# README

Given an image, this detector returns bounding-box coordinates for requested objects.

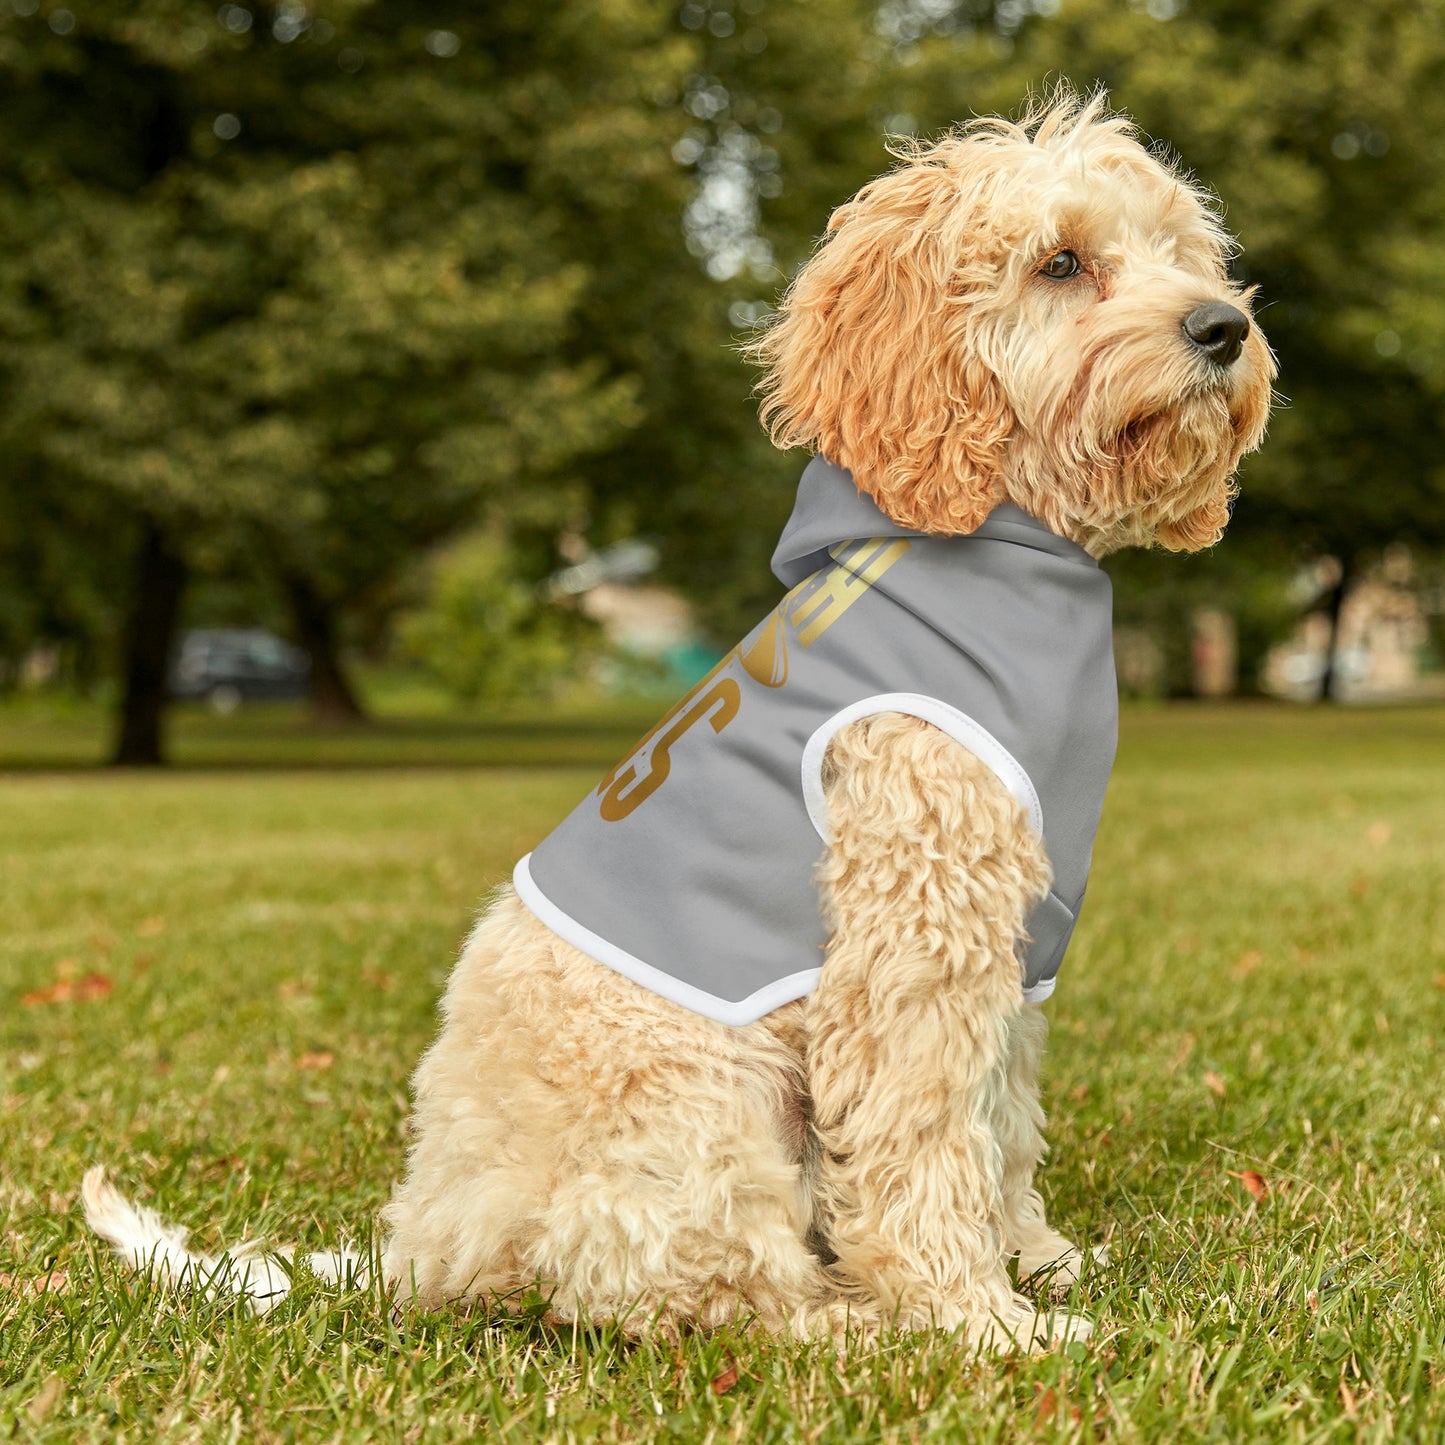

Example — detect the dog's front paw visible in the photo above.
[1032,1308,1093,1348]
[971,1296,1093,1353]
[1018,1239,1110,1295]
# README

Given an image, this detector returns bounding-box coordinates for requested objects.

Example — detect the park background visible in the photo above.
[2,2,1443,1442]
[2,0,1445,752]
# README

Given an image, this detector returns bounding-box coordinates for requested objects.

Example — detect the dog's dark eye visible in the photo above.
[1041,250,1081,280]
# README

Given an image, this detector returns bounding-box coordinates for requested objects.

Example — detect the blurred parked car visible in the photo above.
[169,629,310,712]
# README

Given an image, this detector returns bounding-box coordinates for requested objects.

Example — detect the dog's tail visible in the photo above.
[81,1165,368,1315]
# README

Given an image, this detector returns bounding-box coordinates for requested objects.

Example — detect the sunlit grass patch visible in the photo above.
[2,704,1443,1441]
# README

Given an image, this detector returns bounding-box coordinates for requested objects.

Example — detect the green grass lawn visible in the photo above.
[2,701,1443,1442]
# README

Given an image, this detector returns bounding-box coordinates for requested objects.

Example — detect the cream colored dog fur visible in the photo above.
[85,91,1274,1351]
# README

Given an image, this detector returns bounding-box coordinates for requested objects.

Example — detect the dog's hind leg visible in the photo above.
[992,1005,1096,1291]
[805,713,1090,1350]
[383,893,835,1339]
[514,987,838,1341]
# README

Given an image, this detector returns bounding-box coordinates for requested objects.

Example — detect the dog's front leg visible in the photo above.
[806,712,1088,1350]
[994,1004,1096,1290]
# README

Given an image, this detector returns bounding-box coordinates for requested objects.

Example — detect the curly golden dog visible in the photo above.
[86,90,1274,1351]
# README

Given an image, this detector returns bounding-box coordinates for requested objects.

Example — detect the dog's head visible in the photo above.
[751,89,1275,554]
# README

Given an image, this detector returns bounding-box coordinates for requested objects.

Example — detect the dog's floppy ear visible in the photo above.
[749,145,1012,534]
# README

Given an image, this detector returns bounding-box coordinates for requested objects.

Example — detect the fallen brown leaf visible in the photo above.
[1070,1083,1089,1103]
[21,982,70,1006]
[1232,950,1263,977]
[1168,1033,1196,1072]
[0,1268,69,1298]
[1034,1385,1059,1426]
[1228,1169,1268,1201]
[1204,1071,1227,1098]
[710,1358,739,1395]
[27,1374,64,1423]
[296,1051,335,1072]
[1433,973,1445,990]
[1348,876,1372,899]
[361,968,394,992]
[21,972,113,1007]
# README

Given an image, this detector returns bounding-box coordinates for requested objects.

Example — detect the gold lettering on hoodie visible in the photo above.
[596,539,910,821]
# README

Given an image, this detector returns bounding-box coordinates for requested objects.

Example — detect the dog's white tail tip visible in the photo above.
[81,1166,368,1313]
[82,1165,286,1313]
[82,1164,197,1278]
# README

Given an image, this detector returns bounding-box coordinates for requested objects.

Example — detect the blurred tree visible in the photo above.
[0,456,130,693]
[0,0,690,758]
[541,0,889,640]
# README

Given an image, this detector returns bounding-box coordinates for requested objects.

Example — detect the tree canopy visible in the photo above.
[0,1,701,752]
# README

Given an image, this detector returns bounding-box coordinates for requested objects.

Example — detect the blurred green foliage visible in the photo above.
[0,3,681,670]
[396,530,598,704]
[2,1,1444,744]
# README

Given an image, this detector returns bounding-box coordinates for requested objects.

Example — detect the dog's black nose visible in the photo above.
[1182,302,1250,367]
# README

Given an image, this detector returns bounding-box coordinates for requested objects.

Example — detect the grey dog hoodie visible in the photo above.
[514,456,1119,1025]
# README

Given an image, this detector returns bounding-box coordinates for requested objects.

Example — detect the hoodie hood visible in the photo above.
[771,455,1098,588]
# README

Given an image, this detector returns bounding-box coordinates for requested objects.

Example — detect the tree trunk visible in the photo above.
[283,572,367,724]
[1316,554,1355,703]
[111,521,187,766]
